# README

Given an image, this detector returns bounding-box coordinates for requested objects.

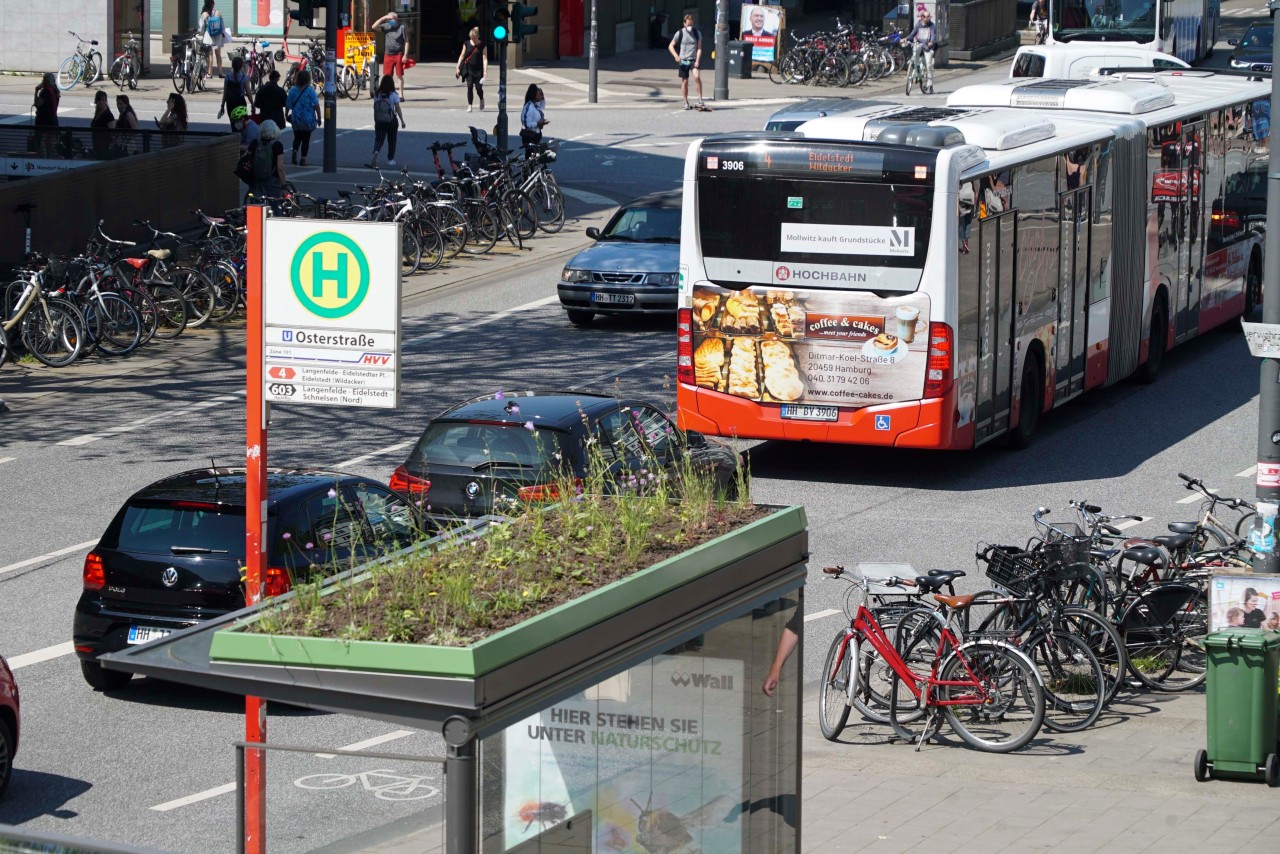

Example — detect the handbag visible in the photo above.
[234,146,255,183]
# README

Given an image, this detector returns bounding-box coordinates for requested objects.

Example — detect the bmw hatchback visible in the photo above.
[73,468,424,691]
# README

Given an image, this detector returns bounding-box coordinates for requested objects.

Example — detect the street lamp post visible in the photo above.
[588,0,598,104]
[714,0,728,102]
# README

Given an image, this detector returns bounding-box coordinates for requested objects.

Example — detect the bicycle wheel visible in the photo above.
[433,206,469,259]
[0,325,8,368]
[58,55,84,91]
[462,200,499,254]
[905,63,915,96]
[1119,582,1207,692]
[171,60,187,93]
[504,189,538,240]
[149,285,188,339]
[494,204,523,250]
[1027,630,1104,733]
[171,268,216,328]
[818,632,853,740]
[845,56,868,87]
[21,299,83,367]
[87,51,104,85]
[886,621,933,744]
[73,297,102,358]
[414,220,446,272]
[92,293,142,356]
[778,51,806,85]
[535,183,565,234]
[851,619,907,725]
[118,285,159,346]
[110,56,126,88]
[206,262,243,322]
[401,228,422,275]
[127,56,139,90]
[340,64,358,99]
[1058,605,1127,706]
[941,641,1045,753]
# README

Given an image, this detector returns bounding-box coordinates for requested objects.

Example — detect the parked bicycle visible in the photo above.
[2,262,84,367]
[339,54,378,100]
[171,32,209,95]
[109,31,141,91]
[58,31,104,91]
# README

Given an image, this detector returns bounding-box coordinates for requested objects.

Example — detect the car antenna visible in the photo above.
[210,458,222,490]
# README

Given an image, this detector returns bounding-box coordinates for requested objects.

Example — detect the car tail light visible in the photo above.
[677,308,694,385]
[924,322,953,399]
[264,567,292,598]
[172,500,220,510]
[517,478,583,502]
[83,551,105,590]
[390,465,430,496]
[1211,209,1242,230]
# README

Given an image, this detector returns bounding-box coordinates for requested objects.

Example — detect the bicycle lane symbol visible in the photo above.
[294,769,440,801]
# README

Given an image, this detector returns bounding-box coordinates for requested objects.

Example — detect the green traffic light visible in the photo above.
[493,24,508,40]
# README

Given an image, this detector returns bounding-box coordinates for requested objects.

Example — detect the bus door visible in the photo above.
[1056,186,1092,402]
[974,211,1017,445]
[1176,122,1205,341]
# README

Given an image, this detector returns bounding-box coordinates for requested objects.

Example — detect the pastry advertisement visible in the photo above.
[689,285,930,407]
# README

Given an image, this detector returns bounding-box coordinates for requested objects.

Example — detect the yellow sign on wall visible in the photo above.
[344,32,376,66]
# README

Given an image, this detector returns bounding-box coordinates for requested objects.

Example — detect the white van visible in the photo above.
[1009,44,1189,79]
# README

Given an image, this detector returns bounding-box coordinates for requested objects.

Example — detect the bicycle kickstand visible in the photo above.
[915,711,943,752]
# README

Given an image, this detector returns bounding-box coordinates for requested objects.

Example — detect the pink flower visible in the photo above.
[510,403,521,414]
[282,532,292,540]
[524,421,536,431]
[305,542,314,550]
[495,391,505,400]
[327,488,337,499]
[323,533,332,541]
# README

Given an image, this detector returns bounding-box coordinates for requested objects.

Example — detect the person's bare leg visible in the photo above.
[693,70,704,104]
[398,72,405,100]
[681,77,689,106]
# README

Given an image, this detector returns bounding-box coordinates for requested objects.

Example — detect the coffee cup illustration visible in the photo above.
[895,306,922,343]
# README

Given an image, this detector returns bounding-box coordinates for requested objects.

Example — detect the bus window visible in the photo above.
[1012,52,1046,78]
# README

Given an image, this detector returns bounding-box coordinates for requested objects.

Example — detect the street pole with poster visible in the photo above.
[713,0,727,102]
[323,0,339,173]
[242,210,403,852]
[739,3,785,75]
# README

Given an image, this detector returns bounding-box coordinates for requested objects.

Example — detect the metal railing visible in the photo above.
[1,125,226,165]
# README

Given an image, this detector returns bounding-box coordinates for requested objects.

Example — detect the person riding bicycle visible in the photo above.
[1030,0,1049,42]
[906,9,938,93]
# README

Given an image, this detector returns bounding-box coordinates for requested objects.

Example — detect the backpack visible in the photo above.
[374,94,395,124]
[288,87,316,131]
[207,13,224,37]
[252,139,274,182]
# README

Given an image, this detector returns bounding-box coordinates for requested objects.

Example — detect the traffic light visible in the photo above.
[492,4,511,43]
[511,3,539,40]
[288,0,319,29]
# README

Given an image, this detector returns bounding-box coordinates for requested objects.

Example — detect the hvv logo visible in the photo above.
[670,671,735,690]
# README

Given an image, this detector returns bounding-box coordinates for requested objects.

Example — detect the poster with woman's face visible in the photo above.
[1210,575,1280,631]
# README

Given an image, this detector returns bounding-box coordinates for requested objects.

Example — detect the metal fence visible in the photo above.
[949,0,1019,58]
[1,125,227,169]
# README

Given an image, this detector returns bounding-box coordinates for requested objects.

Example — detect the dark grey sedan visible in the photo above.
[558,190,681,325]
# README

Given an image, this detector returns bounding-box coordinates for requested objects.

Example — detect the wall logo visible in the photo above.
[774,265,791,281]
[290,232,370,319]
[670,671,735,690]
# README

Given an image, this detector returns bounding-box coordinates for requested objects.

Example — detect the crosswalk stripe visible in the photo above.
[1237,465,1258,478]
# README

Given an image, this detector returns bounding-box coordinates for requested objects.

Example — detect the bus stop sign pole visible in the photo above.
[1255,4,1280,573]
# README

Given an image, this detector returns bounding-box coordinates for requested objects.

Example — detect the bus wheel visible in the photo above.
[1245,257,1261,319]
[1137,299,1167,384]
[1009,357,1041,449]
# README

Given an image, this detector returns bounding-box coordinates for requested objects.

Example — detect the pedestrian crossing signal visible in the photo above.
[492,6,511,42]
[512,3,539,40]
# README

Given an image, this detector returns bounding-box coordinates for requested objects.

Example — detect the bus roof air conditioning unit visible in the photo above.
[874,124,966,148]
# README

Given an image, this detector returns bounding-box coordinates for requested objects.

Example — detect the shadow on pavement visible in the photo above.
[0,769,92,824]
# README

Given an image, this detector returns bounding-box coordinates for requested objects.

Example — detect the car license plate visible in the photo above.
[780,404,839,422]
[590,292,635,305]
[127,626,172,645]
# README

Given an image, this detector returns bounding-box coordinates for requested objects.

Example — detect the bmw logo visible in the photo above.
[465,481,481,498]
[161,567,179,588]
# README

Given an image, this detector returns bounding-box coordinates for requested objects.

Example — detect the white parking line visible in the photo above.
[315,730,415,759]
[804,609,841,622]
[1112,517,1147,531]
[0,457,15,465]
[559,187,618,206]
[0,539,98,577]
[1177,490,1214,504]
[1238,465,1258,478]
[7,642,75,670]
[336,441,414,469]
[150,783,238,812]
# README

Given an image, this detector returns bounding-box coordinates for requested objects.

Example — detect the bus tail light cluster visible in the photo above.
[677,308,694,386]
[924,322,953,399]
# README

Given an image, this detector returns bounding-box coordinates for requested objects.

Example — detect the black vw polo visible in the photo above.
[73,467,423,691]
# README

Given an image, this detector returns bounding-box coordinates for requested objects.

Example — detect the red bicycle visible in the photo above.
[818,565,1046,753]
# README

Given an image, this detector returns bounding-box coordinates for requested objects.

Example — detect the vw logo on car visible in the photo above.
[160,567,179,588]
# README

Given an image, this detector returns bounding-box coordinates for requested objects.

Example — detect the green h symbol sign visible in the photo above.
[311,250,349,299]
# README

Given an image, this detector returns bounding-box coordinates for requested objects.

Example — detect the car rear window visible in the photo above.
[410,423,564,472]
[114,502,246,556]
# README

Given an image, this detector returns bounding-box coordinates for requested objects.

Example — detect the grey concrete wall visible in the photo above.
[0,0,114,75]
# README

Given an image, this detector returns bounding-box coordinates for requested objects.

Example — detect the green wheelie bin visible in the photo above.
[1196,629,1280,786]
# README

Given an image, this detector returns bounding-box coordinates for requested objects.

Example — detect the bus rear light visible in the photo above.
[924,322,953,399]
[677,309,694,385]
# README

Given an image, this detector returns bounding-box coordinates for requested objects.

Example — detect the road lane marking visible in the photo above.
[0,538,98,577]
[7,642,75,670]
[0,457,14,465]
[1177,490,1215,504]
[402,295,560,346]
[514,67,622,97]
[1112,517,1147,531]
[559,187,618,206]
[1238,465,1257,478]
[315,730,415,759]
[150,783,238,812]
[57,397,243,446]
[57,434,108,446]
[336,441,414,469]
[804,609,841,622]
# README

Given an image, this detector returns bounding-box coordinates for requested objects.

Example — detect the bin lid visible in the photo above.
[1204,628,1280,650]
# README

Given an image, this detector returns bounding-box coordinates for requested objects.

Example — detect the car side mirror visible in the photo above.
[585,226,601,240]
[1228,38,1238,45]
[685,430,707,448]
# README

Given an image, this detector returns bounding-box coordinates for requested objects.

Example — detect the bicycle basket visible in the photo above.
[43,257,79,285]
[1041,522,1092,578]
[172,242,203,265]
[980,545,1040,595]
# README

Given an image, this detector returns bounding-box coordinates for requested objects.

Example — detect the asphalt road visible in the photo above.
[0,9,1273,851]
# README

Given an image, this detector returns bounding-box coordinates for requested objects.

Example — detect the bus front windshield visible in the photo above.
[1052,0,1157,43]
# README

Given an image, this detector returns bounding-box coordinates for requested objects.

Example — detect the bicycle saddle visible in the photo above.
[146,248,171,260]
[913,575,954,594]
[1091,547,1121,560]
[927,569,966,580]
[1152,533,1193,551]
[933,593,976,609]
[1168,522,1199,535]
[1122,545,1164,566]
[90,40,99,45]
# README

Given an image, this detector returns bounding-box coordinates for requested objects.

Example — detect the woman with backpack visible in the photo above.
[285,68,320,166]
[200,1,230,78]
[455,27,487,113]
[218,55,251,131]
[248,120,286,201]
[367,76,406,169]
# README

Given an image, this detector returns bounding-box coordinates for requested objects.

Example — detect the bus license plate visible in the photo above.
[591,292,635,305]
[780,404,839,422]
[127,626,172,645]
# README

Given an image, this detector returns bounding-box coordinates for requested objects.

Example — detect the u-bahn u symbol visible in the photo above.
[290,231,371,319]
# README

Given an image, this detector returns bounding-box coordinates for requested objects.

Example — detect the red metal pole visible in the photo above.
[244,204,268,854]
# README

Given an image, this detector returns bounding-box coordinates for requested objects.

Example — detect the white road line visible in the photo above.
[559,186,618,207]
[1113,516,1147,531]
[1177,489,1215,504]
[402,295,560,346]
[515,67,622,97]
[804,609,841,622]
[0,457,15,465]
[336,441,414,469]
[0,538,98,577]
[7,642,75,670]
[315,730,415,759]
[56,434,108,447]
[1238,465,1258,478]
[150,783,238,812]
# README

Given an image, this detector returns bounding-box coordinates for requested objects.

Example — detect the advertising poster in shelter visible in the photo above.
[1210,574,1280,632]
[740,4,785,64]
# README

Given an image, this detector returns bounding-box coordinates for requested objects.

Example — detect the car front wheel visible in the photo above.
[0,714,13,798]
[81,659,133,691]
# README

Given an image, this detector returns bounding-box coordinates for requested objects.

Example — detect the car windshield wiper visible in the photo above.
[641,237,679,243]
[472,460,535,472]
[170,545,230,555]
[602,234,637,241]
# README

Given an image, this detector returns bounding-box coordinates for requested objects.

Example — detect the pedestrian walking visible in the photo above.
[115,95,139,131]
[90,90,115,156]
[519,84,548,151]
[668,14,708,111]
[455,27,487,113]
[367,75,405,168]
[254,69,287,129]
[372,11,408,100]
[200,1,231,78]
[232,105,258,155]
[285,68,320,166]
[155,92,188,148]
[32,72,59,157]
[218,55,251,130]
[249,119,286,201]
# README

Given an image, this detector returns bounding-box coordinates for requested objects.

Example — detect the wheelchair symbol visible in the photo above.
[874,415,891,431]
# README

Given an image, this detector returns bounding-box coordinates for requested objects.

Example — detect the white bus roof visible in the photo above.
[949,72,1269,116]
